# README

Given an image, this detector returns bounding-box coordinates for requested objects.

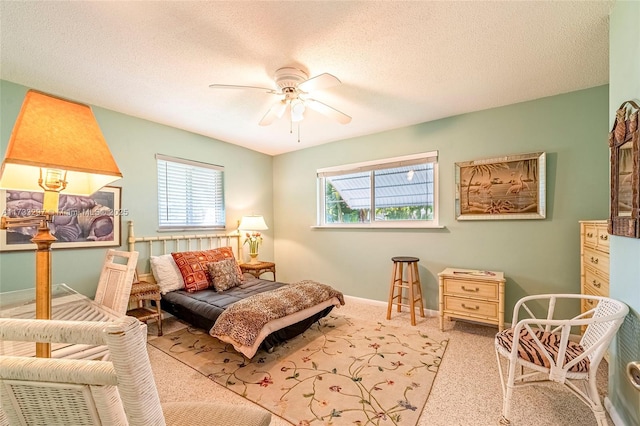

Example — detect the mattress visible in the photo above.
[160,276,335,355]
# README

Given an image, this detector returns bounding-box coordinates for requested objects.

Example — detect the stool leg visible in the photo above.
[408,263,416,325]
[387,262,398,320]
[413,262,425,319]
[396,262,404,313]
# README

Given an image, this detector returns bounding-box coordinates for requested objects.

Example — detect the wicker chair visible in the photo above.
[495,294,628,426]
[93,249,139,316]
[0,316,271,426]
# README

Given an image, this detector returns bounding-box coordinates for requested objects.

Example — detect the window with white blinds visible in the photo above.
[156,154,225,230]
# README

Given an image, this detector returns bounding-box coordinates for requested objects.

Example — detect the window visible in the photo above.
[317,151,438,227]
[156,154,225,230]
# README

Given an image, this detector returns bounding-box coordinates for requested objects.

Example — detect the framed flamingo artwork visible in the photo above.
[455,152,546,220]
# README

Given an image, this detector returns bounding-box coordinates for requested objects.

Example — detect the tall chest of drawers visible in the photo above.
[579,220,609,316]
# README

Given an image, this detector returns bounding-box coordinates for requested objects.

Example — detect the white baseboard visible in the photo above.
[604,397,626,426]
[343,294,439,317]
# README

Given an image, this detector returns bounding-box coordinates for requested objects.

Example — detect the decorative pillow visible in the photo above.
[171,247,242,293]
[208,259,242,292]
[150,254,185,294]
[204,246,244,283]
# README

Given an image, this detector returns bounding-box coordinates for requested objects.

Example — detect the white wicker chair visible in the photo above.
[0,316,271,426]
[93,249,139,315]
[495,294,628,426]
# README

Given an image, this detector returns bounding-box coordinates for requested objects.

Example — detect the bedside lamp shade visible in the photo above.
[0,90,122,211]
[238,215,268,231]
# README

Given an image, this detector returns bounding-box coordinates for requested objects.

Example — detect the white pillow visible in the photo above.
[150,254,185,294]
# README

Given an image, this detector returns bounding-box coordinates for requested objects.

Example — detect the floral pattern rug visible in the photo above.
[149,313,448,426]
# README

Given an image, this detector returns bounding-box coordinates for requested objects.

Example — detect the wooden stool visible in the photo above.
[386,256,425,326]
[127,281,163,336]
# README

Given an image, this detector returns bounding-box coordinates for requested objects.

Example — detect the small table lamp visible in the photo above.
[238,215,268,264]
[0,90,122,357]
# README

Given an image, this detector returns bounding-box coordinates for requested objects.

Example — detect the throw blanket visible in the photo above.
[210,280,345,350]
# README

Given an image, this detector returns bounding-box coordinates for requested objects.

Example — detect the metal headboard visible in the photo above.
[126,220,241,282]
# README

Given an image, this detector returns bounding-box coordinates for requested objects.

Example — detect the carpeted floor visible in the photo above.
[146,297,610,426]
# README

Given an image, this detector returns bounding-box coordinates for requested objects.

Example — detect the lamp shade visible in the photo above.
[238,215,268,231]
[0,90,122,195]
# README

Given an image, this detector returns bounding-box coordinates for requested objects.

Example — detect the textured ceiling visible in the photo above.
[0,1,612,156]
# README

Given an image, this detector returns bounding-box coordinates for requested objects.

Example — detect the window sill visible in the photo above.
[311,224,446,230]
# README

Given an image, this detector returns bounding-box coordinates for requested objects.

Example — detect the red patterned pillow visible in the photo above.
[171,247,242,293]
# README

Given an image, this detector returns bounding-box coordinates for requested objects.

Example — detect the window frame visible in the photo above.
[156,154,226,231]
[316,151,440,228]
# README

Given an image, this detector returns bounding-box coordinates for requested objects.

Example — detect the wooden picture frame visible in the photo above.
[0,186,123,251]
[609,100,640,238]
[455,152,546,220]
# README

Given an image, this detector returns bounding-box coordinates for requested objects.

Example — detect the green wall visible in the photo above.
[0,80,274,297]
[273,85,610,320]
[608,1,640,424]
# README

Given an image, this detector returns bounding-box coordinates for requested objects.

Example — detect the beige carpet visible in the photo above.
[147,298,611,426]
[150,312,448,425]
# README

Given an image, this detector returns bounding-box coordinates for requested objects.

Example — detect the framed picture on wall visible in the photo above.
[0,186,122,251]
[455,152,546,220]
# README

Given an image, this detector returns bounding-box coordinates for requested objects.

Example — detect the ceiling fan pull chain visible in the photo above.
[298,122,301,143]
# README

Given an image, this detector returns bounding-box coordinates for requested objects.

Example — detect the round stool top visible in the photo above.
[391,256,419,263]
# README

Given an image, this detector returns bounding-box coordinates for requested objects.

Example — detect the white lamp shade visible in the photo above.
[238,215,268,231]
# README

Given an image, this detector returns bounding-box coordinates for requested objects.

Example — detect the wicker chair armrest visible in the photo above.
[0,356,117,386]
[0,318,108,346]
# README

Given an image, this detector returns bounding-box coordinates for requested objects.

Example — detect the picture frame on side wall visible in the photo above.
[608,100,640,238]
[0,186,123,251]
[455,152,546,220]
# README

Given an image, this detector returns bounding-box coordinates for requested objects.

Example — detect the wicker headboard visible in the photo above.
[127,220,241,283]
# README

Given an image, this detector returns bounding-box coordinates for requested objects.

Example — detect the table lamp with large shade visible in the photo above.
[0,90,122,357]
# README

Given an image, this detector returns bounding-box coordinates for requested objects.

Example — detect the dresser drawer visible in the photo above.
[583,247,609,275]
[583,223,599,249]
[581,288,600,314]
[584,267,609,297]
[443,278,498,300]
[596,226,610,252]
[444,296,498,319]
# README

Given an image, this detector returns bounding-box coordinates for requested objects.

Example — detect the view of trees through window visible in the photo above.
[322,162,435,224]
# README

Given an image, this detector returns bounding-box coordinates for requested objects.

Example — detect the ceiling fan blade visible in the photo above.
[259,100,288,126]
[297,73,341,93]
[304,98,352,124]
[209,84,278,94]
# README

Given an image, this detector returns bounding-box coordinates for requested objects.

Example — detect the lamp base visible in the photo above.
[248,253,260,264]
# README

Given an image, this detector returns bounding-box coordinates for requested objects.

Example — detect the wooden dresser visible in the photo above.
[579,220,610,316]
[438,268,506,332]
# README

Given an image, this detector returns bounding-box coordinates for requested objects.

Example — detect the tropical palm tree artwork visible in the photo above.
[458,155,541,217]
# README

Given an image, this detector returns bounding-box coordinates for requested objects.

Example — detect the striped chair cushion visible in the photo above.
[495,328,590,373]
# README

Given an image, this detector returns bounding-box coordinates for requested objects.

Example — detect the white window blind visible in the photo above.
[156,154,225,230]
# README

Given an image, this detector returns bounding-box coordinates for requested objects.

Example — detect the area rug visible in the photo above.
[149,314,448,425]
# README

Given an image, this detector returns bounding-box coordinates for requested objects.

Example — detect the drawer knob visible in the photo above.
[461,303,480,311]
[461,286,480,292]
[600,235,608,241]
[587,232,594,237]
[590,257,599,264]
[592,280,601,288]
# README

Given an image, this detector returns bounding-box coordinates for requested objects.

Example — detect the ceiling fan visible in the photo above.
[209,67,352,128]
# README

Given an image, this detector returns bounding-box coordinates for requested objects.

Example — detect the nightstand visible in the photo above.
[127,281,163,336]
[240,261,276,281]
[438,268,505,332]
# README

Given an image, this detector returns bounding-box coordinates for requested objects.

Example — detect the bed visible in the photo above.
[127,221,344,358]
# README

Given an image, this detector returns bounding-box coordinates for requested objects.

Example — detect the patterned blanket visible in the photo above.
[210,280,344,349]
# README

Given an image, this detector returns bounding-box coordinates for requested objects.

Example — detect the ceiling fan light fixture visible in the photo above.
[290,98,306,122]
